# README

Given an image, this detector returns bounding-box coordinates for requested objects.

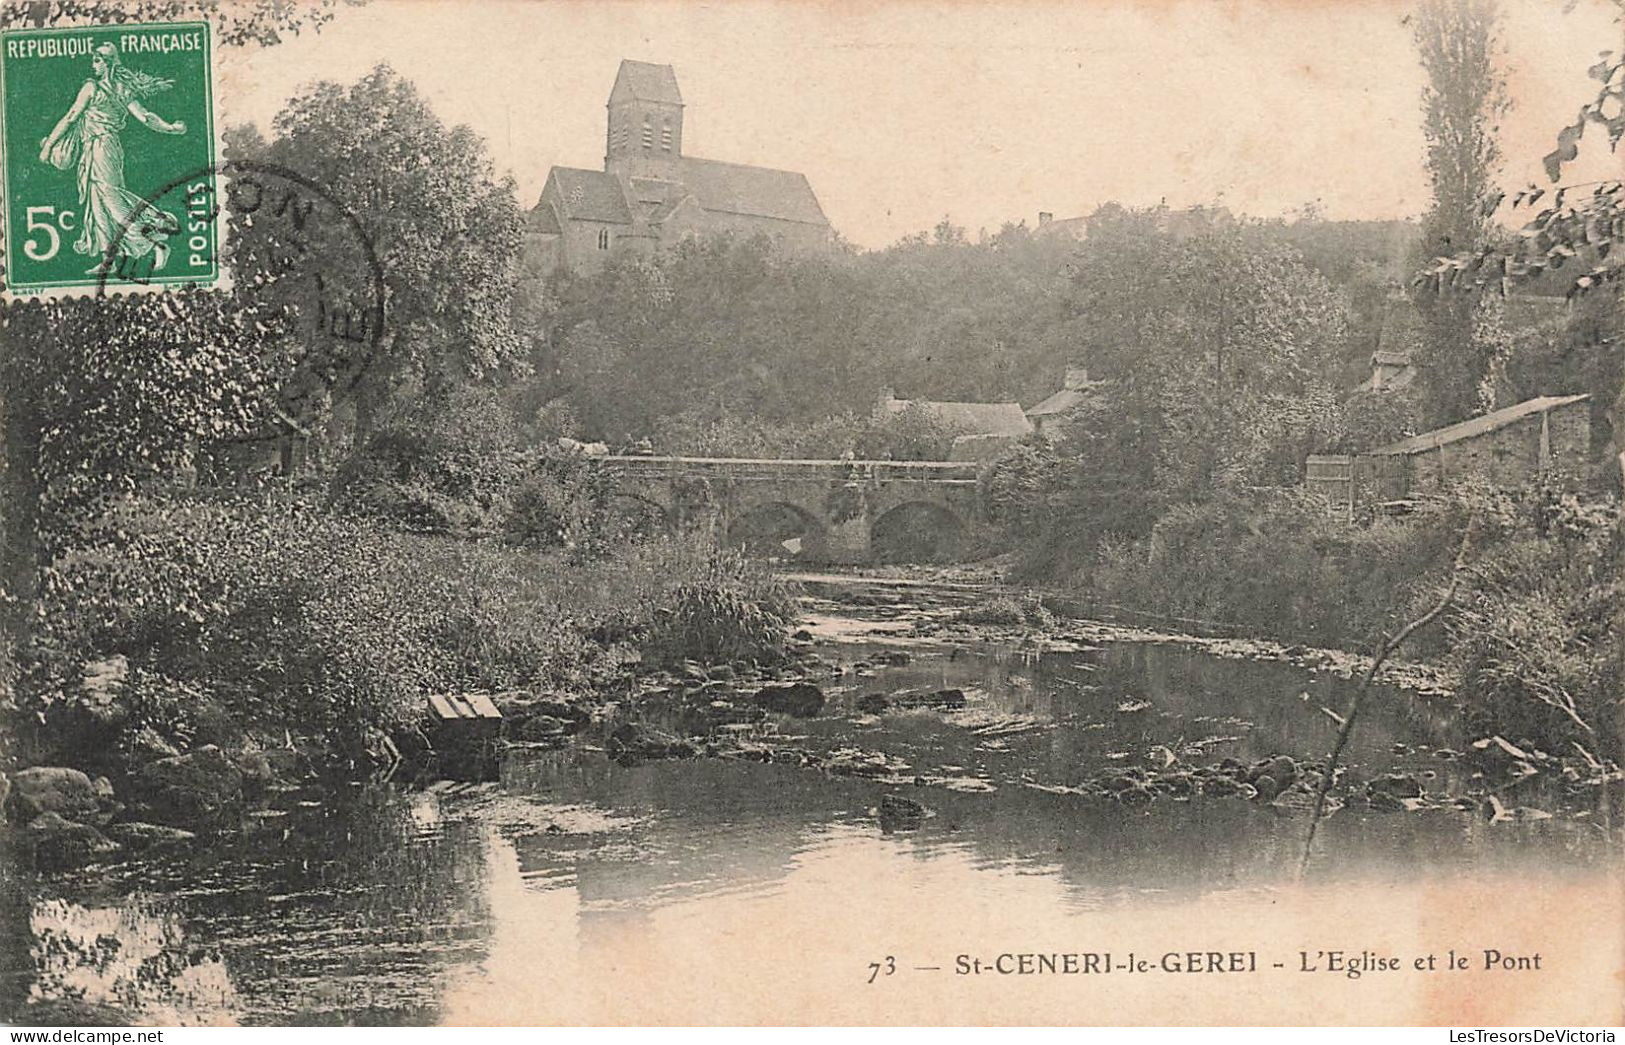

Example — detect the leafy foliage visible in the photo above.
[1083,489,1466,650]
[1444,482,1623,757]
[235,64,525,429]
[0,1,352,46]
[1408,0,1513,426]
[28,491,794,753]
[1068,208,1349,495]
[630,538,798,669]
[1420,2,1623,302]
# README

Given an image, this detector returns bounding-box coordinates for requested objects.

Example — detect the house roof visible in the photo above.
[884,397,1034,438]
[1354,366,1417,394]
[1026,387,1088,417]
[679,157,829,226]
[1036,216,1088,239]
[548,167,632,224]
[1027,375,1108,417]
[1369,394,1590,456]
[612,60,682,105]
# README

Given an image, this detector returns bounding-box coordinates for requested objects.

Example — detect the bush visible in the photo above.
[1444,485,1622,759]
[951,593,1055,630]
[572,531,799,668]
[33,493,623,754]
[27,494,803,756]
[330,386,531,536]
[503,446,637,557]
[1085,488,1460,649]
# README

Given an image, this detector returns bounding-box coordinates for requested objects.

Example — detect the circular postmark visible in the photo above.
[98,159,386,444]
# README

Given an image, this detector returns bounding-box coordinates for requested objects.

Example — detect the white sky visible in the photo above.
[214,0,1624,249]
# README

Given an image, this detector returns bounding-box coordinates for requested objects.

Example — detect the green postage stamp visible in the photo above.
[0,21,217,296]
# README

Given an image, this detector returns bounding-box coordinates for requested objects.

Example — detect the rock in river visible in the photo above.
[126,745,245,828]
[105,821,197,851]
[878,793,929,828]
[752,682,825,718]
[7,767,103,823]
[893,688,967,710]
[1367,773,1423,800]
[855,693,892,714]
[607,723,696,762]
[25,812,123,870]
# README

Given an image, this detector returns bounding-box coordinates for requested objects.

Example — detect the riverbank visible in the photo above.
[7,576,1622,1024]
[5,518,1619,879]
[0,495,799,869]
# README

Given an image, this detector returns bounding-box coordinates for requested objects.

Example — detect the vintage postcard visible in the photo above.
[0,0,1621,1030]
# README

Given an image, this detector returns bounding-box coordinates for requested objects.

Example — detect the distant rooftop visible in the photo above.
[881,395,1034,439]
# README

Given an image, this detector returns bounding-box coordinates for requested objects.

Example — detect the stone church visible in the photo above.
[527,61,833,272]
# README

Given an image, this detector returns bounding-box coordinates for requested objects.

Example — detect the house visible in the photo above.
[527,61,833,273]
[1034,211,1088,240]
[1306,394,1592,512]
[876,389,1034,462]
[1025,367,1103,439]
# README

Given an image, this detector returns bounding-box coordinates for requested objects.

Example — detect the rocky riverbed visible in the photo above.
[1,571,1619,1023]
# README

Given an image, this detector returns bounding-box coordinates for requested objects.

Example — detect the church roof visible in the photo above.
[612,60,683,105]
[529,201,563,235]
[548,167,631,224]
[679,157,829,226]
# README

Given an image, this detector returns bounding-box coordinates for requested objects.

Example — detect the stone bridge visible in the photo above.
[594,455,985,563]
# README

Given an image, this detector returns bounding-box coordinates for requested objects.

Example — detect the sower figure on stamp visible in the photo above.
[37,41,187,274]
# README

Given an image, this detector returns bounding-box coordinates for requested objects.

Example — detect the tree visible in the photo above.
[1,2,357,681]
[1410,0,1512,426]
[1418,0,1624,473]
[1065,206,1348,499]
[0,2,349,44]
[243,64,525,433]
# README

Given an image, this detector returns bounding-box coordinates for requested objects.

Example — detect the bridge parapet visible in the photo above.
[594,455,981,484]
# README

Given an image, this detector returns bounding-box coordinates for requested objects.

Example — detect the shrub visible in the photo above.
[1444,485,1622,759]
[330,386,531,536]
[585,532,799,668]
[951,593,1055,630]
[27,495,803,755]
[502,445,664,559]
[33,493,624,754]
[1084,488,1459,649]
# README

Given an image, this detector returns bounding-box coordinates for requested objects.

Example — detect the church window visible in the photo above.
[642,119,653,149]
[598,229,611,250]
[661,121,672,151]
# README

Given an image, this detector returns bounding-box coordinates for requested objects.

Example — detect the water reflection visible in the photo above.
[3,636,1617,1025]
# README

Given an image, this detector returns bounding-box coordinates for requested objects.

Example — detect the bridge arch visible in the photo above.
[607,491,674,536]
[724,500,827,561]
[870,501,965,563]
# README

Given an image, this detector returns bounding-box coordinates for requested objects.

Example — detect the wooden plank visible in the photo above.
[464,693,503,720]
[446,694,477,719]
[426,693,458,721]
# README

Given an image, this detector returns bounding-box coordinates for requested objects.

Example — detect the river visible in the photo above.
[2,577,1619,1025]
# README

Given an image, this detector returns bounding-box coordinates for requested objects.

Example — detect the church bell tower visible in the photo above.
[605,60,684,180]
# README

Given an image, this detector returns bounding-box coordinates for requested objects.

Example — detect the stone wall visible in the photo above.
[1355,398,1591,502]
